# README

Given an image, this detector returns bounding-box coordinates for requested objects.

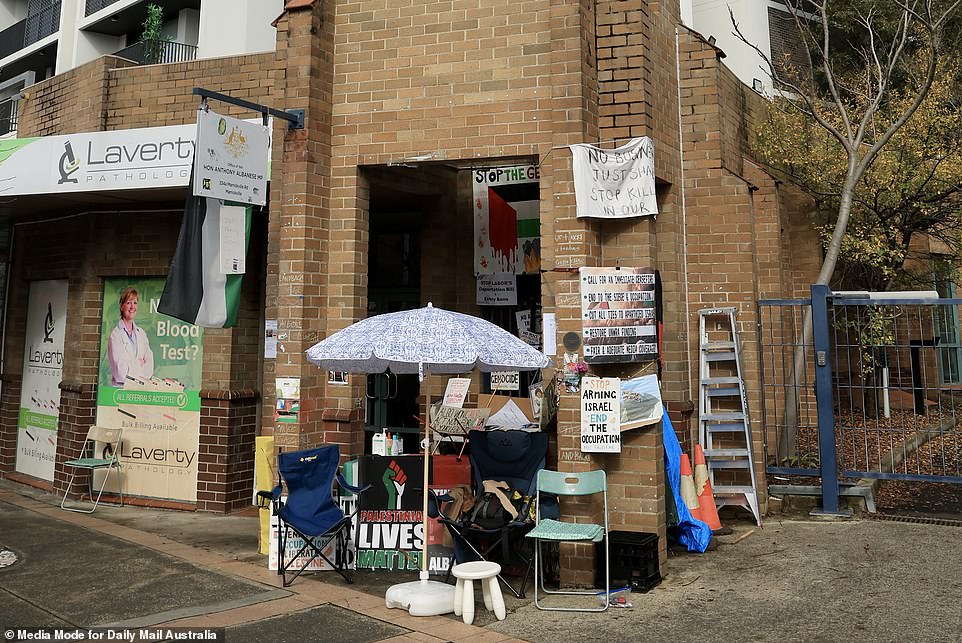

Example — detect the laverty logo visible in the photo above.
[382,459,407,510]
[42,303,54,343]
[57,141,80,184]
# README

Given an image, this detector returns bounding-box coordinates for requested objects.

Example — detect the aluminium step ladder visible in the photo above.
[697,307,761,525]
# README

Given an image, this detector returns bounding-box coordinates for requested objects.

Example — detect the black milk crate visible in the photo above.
[594,530,661,592]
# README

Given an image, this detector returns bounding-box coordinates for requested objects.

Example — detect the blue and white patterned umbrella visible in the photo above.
[306,303,550,375]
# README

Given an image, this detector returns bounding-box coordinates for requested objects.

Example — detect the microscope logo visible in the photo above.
[43,303,55,343]
[57,140,80,184]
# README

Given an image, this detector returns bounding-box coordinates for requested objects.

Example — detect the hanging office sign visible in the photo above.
[15,280,69,481]
[95,278,204,502]
[580,267,658,364]
[194,108,270,206]
[580,377,621,453]
[570,137,657,219]
[473,164,541,275]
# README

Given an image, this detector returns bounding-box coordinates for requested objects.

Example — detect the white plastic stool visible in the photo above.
[451,561,506,625]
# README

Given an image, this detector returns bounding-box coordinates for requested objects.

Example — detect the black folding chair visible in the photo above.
[431,430,554,598]
[259,445,369,587]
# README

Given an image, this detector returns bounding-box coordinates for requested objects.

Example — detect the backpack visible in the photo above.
[466,491,511,529]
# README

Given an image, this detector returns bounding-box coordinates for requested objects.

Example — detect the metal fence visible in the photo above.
[0,97,19,136]
[758,285,962,515]
[24,2,61,47]
[113,39,198,65]
[85,0,123,16]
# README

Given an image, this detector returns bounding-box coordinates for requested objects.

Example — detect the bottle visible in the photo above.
[372,431,385,456]
[386,432,394,455]
[392,432,402,456]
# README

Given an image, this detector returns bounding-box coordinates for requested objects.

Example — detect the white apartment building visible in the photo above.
[691,0,804,96]
[0,0,282,136]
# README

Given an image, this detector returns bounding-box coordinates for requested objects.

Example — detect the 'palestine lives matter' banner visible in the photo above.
[473,165,540,275]
[356,456,453,575]
[15,280,69,481]
[96,277,204,502]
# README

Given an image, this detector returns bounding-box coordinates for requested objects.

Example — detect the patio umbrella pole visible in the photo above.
[421,372,431,578]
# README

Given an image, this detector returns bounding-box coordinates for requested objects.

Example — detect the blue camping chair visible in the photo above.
[259,445,369,587]
[431,430,554,598]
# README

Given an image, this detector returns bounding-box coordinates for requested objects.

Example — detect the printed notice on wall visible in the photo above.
[580,267,658,364]
[581,377,621,453]
[476,273,518,306]
[570,137,657,219]
[219,204,248,274]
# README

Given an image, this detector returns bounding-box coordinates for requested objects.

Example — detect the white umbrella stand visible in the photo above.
[305,303,550,616]
[383,372,456,616]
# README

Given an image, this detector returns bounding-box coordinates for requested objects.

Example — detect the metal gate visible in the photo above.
[758,285,962,515]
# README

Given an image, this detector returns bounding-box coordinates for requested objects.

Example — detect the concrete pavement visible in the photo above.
[2,480,960,642]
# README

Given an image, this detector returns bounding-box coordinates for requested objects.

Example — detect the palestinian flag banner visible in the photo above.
[472,165,541,275]
[159,188,251,328]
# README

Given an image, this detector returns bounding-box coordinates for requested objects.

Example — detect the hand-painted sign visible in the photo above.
[580,377,621,453]
[570,137,657,219]
[473,165,540,274]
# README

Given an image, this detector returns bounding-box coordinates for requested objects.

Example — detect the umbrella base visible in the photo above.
[385,572,456,616]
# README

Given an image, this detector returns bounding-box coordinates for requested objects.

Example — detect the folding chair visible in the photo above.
[60,426,123,514]
[526,469,609,612]
[259,445,369,587]
[432,430,552,598]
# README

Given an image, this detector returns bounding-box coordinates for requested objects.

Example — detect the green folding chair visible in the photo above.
[526,469,608,612]
[60,426,124,513]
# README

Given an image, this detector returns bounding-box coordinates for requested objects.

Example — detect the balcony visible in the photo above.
[85,0,125,16]
[0,96,19,137]
[0,2,62,60]
[113,39,197,65]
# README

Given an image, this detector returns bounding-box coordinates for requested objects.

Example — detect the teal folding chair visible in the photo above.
[526,469,608,612]
[61,426,124,513]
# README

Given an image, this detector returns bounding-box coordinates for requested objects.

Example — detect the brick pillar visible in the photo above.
[198,389,259,513]
[264,1,362,460]
[54,382,97,498]
[0,376,22,474]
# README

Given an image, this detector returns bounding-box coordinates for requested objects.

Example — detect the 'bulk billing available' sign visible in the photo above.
[580,377,621,453]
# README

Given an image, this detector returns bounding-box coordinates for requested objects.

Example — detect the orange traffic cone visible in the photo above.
[693,444,723,531]
[679,453,703,521]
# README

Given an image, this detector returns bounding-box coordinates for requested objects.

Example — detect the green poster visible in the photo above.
[96,278,204,502]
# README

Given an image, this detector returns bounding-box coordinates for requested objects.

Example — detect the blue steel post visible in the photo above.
[810,284,851,517]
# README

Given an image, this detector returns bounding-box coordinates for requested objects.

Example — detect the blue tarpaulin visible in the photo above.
[662,410,712,553]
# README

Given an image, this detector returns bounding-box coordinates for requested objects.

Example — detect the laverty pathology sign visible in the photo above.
[0,120,269,196]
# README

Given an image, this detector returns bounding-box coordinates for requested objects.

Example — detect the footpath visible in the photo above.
[2,480,961,642]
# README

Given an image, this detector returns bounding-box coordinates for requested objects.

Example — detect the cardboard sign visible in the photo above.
[442,378,471,408]
[580,377,621,453]
[490,371,521,391]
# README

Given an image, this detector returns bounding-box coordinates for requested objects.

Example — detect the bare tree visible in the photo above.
[732,0,962,462]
